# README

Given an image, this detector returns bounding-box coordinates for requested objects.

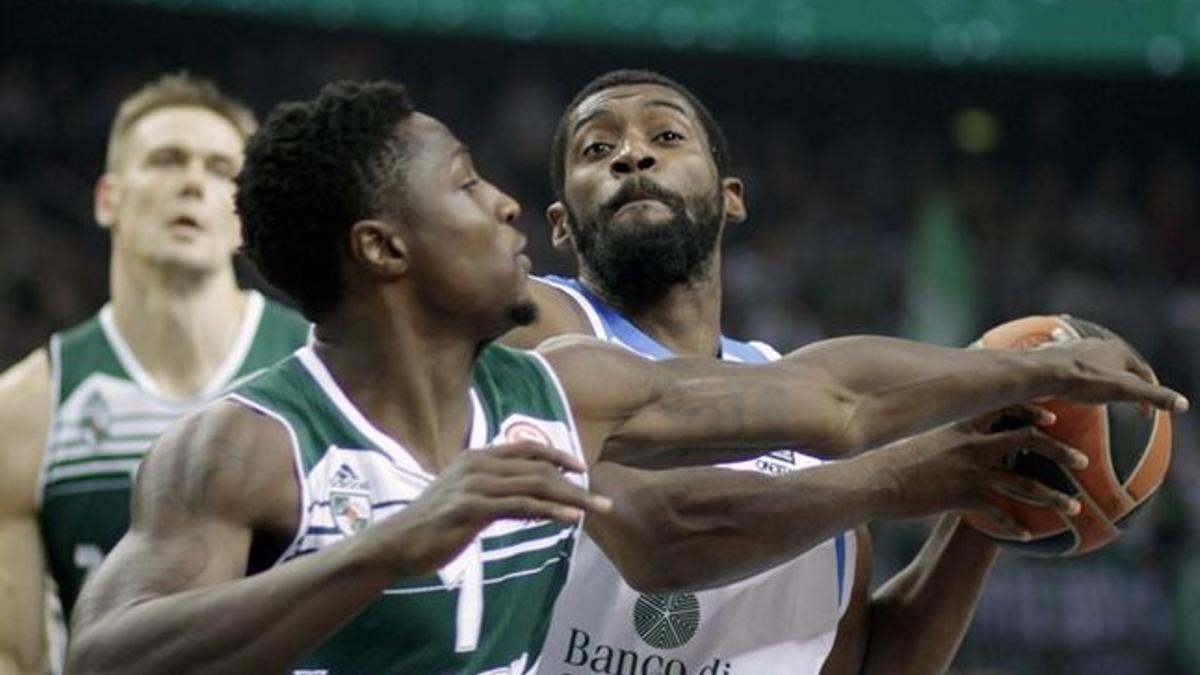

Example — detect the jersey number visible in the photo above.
[74,543,105,579]
[454,549,484,653]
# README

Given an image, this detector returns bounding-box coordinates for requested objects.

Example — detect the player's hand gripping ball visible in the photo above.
[963,315,1172,556]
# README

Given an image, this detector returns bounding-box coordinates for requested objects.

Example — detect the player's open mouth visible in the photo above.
[169,215,201,230]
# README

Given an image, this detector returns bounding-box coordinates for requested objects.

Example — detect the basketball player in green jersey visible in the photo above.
[0,74,308,675]
[65,81,1184,675]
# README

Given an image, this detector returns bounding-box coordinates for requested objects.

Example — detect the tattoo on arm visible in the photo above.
[144,436,250,519]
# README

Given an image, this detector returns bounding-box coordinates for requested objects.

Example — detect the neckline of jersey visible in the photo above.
[98,290,265,406]
[295,345,489,480]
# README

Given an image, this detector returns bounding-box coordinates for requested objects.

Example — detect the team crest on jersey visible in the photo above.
[329,464,372,536]
[79,391,111,447]
[503,420,554,446]
[497,414,571,450]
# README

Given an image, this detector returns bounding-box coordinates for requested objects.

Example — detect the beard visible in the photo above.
[508,300,539,327]
[568,179,722,308]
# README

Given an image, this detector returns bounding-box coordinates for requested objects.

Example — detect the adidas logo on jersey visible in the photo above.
[329,463,372,536]
[754,450,801,476]
[330,463,368,491]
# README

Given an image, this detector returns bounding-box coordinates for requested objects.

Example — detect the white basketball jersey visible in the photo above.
[535,277,856,675]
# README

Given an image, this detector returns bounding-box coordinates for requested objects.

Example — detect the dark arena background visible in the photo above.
[3,1,1199,673]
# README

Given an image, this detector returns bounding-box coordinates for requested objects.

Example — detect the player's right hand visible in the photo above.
[379,441,611,577]
[1036,337,1189,413]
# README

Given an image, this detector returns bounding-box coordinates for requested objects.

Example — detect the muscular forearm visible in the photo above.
[588,453,902,592]
[787,336,1062,456]
[858,515,999,675]
[68,532,398,675]
[600,338,1059,466]
[558,330,1180,470]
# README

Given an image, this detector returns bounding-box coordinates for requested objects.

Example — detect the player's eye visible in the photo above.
[147,148,186,167]
[207,158,237,179]
[582,142,613,158]
[461,177,480,191]
[656,130,685,143]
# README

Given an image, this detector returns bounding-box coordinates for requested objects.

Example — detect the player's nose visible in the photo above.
[610,140,656,177]
[496,189,521,225]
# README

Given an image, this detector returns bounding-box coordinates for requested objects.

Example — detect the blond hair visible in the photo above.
[105,72,257,171]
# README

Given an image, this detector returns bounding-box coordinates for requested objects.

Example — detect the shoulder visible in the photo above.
[246,293,311,362]
[501,277,597,350]
[259,294,310,334]
[53,313,106,348]
[0,348,52,517]
[535,336,666,415]
[474,342,579,412]
[0,347,52,418]
[535,334,644,375]
[134,399,298,529]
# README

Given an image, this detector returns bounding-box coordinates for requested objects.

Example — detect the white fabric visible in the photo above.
[536,291,855,674]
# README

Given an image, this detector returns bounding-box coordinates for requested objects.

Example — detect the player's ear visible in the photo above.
[95,174,119,230]
[722,177,746,224]
[349,219,409,277]
[547,202,575,252]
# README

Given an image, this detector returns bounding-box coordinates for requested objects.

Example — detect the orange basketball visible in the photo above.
[962,315,1172,556]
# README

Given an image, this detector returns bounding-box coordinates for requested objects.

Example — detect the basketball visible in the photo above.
[962,315,1173,556]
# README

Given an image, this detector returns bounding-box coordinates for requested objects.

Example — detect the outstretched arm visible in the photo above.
[540,333,1186,467]
[67,402,604,675]
[582,460,882,593]
[0,350,52,675]
[584,407,1081,592]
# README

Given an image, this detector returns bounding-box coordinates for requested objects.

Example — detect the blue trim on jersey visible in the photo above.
[541,276,769,363]
[546,274,850,608]
[835,532,846,606]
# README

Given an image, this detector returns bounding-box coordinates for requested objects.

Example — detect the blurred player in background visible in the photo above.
[503,69,1114,674]
[62,80,1185,675]
[0,73,308,675]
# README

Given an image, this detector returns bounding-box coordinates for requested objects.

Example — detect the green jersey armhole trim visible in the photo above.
[525,350,589,484]
[35,335,63,512]
[224,392,311,567]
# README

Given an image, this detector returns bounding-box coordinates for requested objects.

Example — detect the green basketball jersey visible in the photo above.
[38,291,309,618]
[229,343,587,675]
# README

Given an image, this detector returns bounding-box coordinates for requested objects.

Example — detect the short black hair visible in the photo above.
[549,69,731,200]
[236,80,416,320]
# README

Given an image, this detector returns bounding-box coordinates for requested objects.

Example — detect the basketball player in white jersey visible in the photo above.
[501,69,1104,674]
[63,80,1185,675]
[0,74,308,675]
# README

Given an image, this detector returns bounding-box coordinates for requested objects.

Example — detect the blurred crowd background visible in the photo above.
[3,1,1198,673]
